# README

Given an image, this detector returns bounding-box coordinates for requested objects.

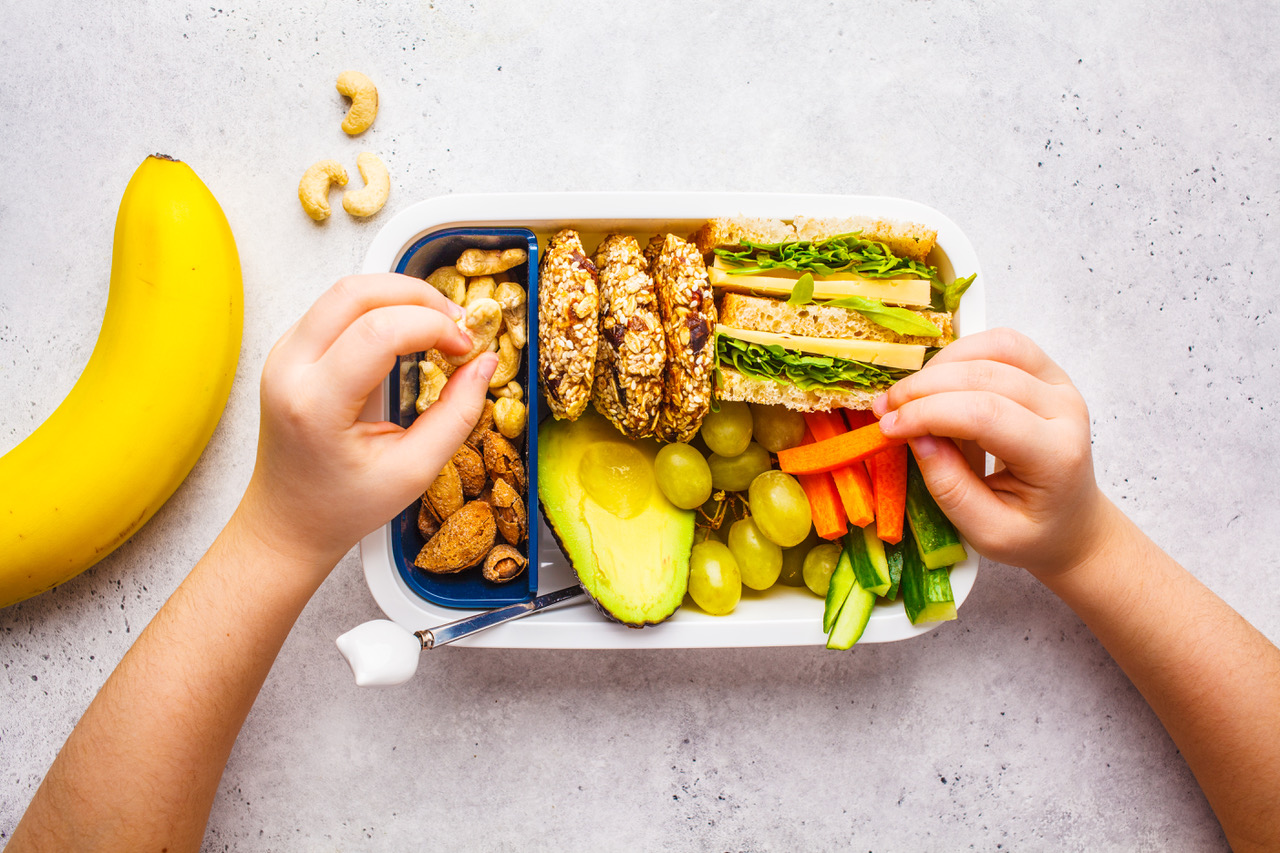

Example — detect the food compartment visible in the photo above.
[388,227,539,608]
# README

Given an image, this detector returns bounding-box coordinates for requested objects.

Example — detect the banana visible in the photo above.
[0,155,243,608]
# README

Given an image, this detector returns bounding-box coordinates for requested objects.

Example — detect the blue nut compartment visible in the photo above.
[389,227,539,609]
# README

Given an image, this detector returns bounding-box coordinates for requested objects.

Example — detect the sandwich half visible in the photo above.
[703,216,973,412]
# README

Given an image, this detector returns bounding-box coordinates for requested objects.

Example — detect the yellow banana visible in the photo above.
[0,155,243,608]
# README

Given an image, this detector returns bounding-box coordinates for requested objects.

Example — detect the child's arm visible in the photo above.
[875,328,1280,853]
[8,274,497,853]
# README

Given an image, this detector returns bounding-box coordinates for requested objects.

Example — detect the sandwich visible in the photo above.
[697,216,975,411]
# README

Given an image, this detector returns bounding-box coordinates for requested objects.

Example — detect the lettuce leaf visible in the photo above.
[717,335,917,393]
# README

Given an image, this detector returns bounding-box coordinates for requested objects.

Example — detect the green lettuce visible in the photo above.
[716,335,916,393]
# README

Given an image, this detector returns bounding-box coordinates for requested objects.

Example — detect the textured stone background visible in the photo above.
[2,1,1277,850]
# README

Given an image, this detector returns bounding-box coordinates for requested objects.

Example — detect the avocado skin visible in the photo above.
[537,410,694,628]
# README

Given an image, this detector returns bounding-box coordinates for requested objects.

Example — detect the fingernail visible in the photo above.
[879,410,897,431]
[910,435,939,459]
[871,394,888,417]
[478,352,498,383]
[450,302,465,320]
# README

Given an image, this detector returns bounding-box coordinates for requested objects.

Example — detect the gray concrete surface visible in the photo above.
[3,1,1278,849]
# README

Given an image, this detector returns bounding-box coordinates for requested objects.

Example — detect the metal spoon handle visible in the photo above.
[416,585,586,649]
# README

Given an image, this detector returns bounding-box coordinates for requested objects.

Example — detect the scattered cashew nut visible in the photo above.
[463,276,496,309]
[492,381,523,400]
[495,282,528,348]
[445,298,502,366]
[336,70,378,135]
[456,248,527,276]
[342,152,390,218]
[493,396,527,439]
[298,159,348,221]
[488,333,520,389]
[426,266,466,304]
[416,360,448,414]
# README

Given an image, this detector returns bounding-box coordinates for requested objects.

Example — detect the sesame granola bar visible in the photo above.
[651,233,716,443]
[590,234,666,439]
[537,229,600,421]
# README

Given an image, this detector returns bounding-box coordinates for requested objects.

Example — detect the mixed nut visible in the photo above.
[410,247,530,582]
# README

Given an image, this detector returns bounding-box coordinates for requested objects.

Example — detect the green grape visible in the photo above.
[699,401,753,457]
[578,442,653,519]
[749,403,807,453]
[688,540,742,616]
[654,443,713,510]
[802,543,842,597]
[778,529,820,587]
[708,442,772,492]
[747,470,813,547]
[727,517,783,590]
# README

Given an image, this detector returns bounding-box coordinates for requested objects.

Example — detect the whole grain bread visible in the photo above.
[693,215,938,264]
[717,293,953,346]
[715,366,879,412]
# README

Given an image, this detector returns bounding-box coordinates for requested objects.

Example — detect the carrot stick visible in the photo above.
[803,412,874,527]
[867,444,908,544]
[777,422,907,475]
[795,430,848,540]
[843,409,875,430]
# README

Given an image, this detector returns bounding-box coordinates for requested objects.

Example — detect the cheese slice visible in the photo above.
[708,260,932,308]
[717,325,926,371]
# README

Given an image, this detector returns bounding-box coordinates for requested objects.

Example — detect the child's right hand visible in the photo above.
[874,328,1115,576]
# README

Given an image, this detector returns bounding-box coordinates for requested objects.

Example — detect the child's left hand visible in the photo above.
[238,273,497,571]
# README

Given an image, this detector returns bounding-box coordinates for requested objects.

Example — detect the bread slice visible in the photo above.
[792,216,937,264]
[716,365,878,412]
[692,218,796,255]
[694,215,937,264]
[718,293,952,347]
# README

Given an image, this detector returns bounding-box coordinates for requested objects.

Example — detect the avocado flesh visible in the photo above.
[538,410,694,627]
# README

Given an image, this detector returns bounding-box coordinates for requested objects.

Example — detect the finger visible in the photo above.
[879,389,1060,472]
[396,353,499,481]
[877,359,1064,420]
[924,328,1072,385]
[313,305,470,415]
[286,274,465,362]
[906,435,1008,545]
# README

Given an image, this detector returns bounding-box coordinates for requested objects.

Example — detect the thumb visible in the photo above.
[907,435,1003,546]
[400,353,498,477]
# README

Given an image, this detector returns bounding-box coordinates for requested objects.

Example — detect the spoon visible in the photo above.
[335,585,587,687]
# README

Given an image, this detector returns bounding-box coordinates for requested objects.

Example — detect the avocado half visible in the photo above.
[538,410,694,627]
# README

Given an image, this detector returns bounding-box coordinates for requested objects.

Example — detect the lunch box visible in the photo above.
[358,192,985,648]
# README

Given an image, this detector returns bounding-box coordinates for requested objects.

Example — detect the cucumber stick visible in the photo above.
[905,455,967,569]
[845,525,891,596]
[883,539,905,601]
[899,524,957,625]
[827,578,875,649]
[823,548,856,634]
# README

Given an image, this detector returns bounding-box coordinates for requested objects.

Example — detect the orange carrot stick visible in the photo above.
[803,412,874,527]
[795,430,848,540]
[867,444,908,544]
[777,422,906,475]
[843,409,875,430]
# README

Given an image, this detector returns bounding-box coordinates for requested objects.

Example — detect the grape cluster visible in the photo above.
[654,402,833,615]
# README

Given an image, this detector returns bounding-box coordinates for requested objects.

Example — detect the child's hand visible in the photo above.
[239,274,497,569]
[874,328,1112,576]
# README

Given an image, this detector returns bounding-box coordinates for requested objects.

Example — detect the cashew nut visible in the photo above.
[445,298,502,366]
[463,275,496,308]
[488,333,520,389]
[492,381,523,400]
[298,159,348,221]
[336,70,378,136]
[426,266,466,304]
[495,282,528,348]
[493,396,527,439]
[342,152,390,218]
[456,248,527,276]
[416,360,448,414]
